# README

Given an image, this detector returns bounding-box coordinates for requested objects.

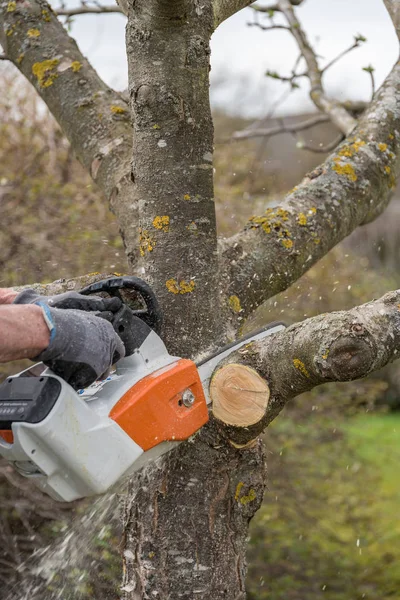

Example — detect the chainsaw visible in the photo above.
[0,277,284,502]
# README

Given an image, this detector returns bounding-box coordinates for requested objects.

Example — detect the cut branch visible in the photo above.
[219,60,400,328]
[0,53,9,60]
[214,289,400,445]
[277,0,356,135]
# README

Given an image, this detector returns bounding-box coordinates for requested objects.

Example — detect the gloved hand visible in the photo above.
[14,288,122,313]
[36,305,126,390]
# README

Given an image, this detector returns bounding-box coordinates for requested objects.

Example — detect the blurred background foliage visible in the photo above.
[2,64,400,599]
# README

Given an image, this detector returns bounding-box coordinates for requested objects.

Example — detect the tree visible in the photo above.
[1,0,400,597]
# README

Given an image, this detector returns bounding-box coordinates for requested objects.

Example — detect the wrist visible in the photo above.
[0,288,18,304]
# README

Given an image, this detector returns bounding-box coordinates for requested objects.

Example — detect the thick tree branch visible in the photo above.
[212,290,400,445]
[0,52,9,60]
[0,0,132,202]
[383,0,400,41]
[277,0,356,135]
[213,0,255,27]
[219,61,400,328]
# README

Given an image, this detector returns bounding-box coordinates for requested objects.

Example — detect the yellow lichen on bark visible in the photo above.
[32,59,59,88]
[27,29,40,37]
[71,61,82,72]
[228,295,242,313]
[293,358,310,378]
[297,213,307,226]
[379,143,388,152]
[332,161,357,182]
[110,105,127,115]
[7,1,16,11]
[165,279,195,294]
[139,229,155,256]
[152,216,170,232]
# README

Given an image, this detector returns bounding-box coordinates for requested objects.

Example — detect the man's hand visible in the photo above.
[13,288,122,313]
[36,305,125,390]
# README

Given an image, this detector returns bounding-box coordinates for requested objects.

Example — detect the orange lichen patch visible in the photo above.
[385,166,391,175]
[7,1,16,11]
[293,358,310,378]
[27,28,40,37]
[378,143,388,152]
[183,194,191,201]
[297,212,307,226]
[228,295,242,313]
[110,105,127,115]
[309,207,317,214]
[332,161,357,182]
[71,61,82,72]
[337,140,365,159]
[32,59,59,88]
[248,207,291,234]
[152,216,170,232]
[166,279,195,294]
[139,229,155,256]
[42,9,51,21]
[282,239,293,249]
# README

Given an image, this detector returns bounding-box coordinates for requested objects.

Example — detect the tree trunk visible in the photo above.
[119,2,264,597]
[125,0,221,357]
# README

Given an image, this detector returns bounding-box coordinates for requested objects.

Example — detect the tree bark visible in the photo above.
[125,0,221,357]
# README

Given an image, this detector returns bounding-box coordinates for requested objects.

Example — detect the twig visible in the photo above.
[248,22,290,31]
[294,133,345,153]
[363,65,376,100]
[56,5,124,16]
[321,35,366,74]
[0,54,9,61]
[276,0,357,135]
[232,114,330,141]
[252,0,304,13]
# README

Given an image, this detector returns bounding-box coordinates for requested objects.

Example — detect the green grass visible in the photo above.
[247,410,400,600]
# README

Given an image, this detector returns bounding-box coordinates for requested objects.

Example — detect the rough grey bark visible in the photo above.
[219,61,400,330]
[125,0,221,357]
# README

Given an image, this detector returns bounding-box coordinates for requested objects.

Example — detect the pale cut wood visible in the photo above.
[210,363,270,426]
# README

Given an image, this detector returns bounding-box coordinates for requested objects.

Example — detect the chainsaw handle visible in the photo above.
[80,276,163,335]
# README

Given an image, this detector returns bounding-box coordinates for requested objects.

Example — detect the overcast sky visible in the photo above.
[53,0,398,118]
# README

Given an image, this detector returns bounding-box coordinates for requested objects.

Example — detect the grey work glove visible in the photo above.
[36,305,126,390]
[14,288,122,313]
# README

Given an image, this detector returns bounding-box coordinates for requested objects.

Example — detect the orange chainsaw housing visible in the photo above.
[109,359,209,451]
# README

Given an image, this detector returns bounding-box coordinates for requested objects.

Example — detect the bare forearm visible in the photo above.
[0,289,18,304]
[0,305,50,361]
